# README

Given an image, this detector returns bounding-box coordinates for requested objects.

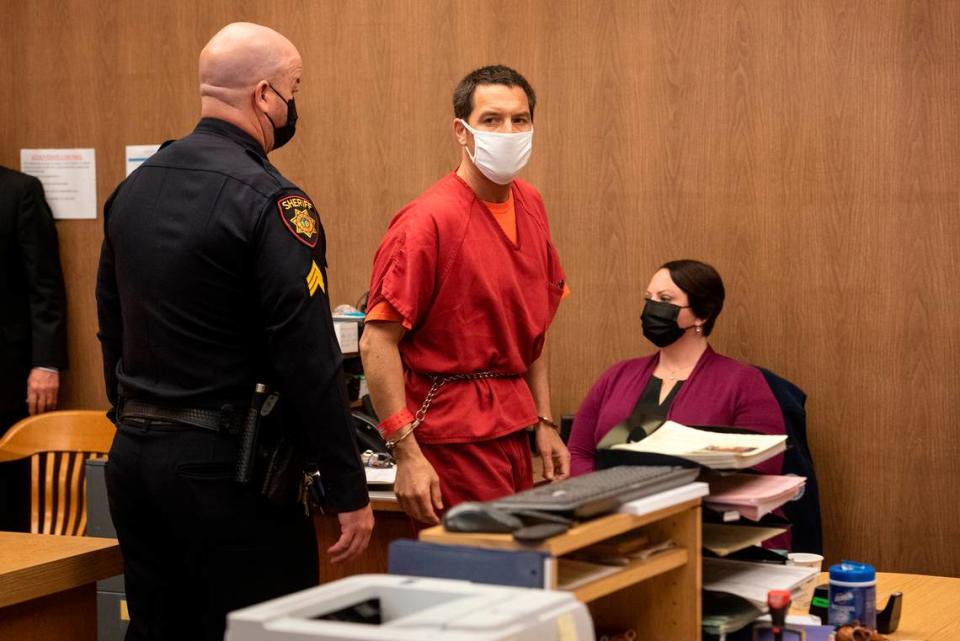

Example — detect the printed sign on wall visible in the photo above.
[20,148,97,220]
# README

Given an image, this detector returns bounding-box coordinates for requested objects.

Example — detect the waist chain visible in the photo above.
[414,371,519,429]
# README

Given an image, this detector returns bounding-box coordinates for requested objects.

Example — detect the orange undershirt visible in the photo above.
[366,192,566,327]
[484,191,518,245]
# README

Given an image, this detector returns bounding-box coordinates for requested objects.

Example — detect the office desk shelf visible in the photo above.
[420,497,702,639]
[569,545,688,603]
[421,498,697,555]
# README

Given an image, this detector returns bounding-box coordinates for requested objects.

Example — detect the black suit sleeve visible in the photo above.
[96,189,122,410]
[253,191,368,513]
[17,177,67,370]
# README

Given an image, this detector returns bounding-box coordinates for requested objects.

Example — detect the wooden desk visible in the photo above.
[816,571,960,641]
[316,456,546,582]
[420,498,702,640]
[0,532,123,641]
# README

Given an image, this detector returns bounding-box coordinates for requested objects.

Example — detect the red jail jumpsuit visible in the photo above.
[367,172,566,511]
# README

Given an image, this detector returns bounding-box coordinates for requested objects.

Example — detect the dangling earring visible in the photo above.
[695,326,703,335]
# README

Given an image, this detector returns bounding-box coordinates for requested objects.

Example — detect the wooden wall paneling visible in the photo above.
[280,0,465,308]
[866,0,960,573]
[538,0,648,417]
[772,2,878,573]
[1,0,957,576]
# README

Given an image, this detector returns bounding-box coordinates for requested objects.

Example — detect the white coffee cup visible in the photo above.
[786,552,824,611]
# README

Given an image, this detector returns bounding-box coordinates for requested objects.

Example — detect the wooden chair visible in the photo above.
[0,410,115,536]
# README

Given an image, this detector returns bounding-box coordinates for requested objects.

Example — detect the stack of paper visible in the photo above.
[364,466,396,485]
[701,523,787,557]
[702,558,818,609]
[704,473,805,521]
[578,531,650,558]
[610,421,786,469]
[702,591,764,636]
[618,481,710,516]
[556,558,622,590]
[333,315,361,353]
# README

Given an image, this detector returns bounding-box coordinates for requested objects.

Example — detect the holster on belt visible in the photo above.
[234,384,269,485]
[117,390,305,507]
[240,389,303,507]
[258,432,304,507]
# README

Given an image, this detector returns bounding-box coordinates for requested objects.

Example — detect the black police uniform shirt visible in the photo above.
[96,118,367,512]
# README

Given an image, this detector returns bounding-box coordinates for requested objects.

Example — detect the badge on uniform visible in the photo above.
[277,195,319,248]
[306,260,325,297]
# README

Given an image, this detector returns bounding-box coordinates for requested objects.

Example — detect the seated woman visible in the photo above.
[568,259,786,477]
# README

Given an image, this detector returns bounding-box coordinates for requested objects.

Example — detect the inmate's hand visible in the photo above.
[328,505,374,564]
[393,437,443,525]
[27,368,59,415]
[536,425,571,481]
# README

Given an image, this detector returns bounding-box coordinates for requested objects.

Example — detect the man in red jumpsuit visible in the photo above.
[360,65,570,525]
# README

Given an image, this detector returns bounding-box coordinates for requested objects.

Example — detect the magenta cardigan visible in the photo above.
[569,346,786,476]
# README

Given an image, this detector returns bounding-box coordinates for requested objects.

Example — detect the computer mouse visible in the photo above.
[442,502,523,533]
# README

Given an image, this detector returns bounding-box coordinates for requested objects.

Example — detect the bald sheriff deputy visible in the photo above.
[96,22,372,641]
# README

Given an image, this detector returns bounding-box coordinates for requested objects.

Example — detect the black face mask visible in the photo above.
[266,84,298,150]
[641,299,695,348]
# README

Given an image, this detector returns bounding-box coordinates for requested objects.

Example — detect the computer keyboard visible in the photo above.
[491,465,700,519]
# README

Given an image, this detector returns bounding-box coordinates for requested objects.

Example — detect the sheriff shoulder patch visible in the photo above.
[306,260,326,297]
[277,195,320,248]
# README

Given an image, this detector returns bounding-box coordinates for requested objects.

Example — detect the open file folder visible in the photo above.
[609,421,787,470]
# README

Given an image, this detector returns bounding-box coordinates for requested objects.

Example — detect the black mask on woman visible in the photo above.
[266,84,298,150]
[641,299,696,347]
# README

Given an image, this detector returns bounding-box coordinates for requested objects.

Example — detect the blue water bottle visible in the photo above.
[828,561,876,628]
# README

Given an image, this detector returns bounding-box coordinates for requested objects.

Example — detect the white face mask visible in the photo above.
[459,119,534,185]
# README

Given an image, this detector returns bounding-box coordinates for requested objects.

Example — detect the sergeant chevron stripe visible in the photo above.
[306,260,325,296]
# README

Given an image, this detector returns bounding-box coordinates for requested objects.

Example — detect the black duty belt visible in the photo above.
[118,399,244,435]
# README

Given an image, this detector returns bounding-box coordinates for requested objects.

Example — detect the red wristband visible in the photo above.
[377,408,414,438]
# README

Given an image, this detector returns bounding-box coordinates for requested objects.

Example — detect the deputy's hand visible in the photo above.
[328,504,374,564]
[393,435,443,525]
[26,368,59,416]
[536,425,570,481]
